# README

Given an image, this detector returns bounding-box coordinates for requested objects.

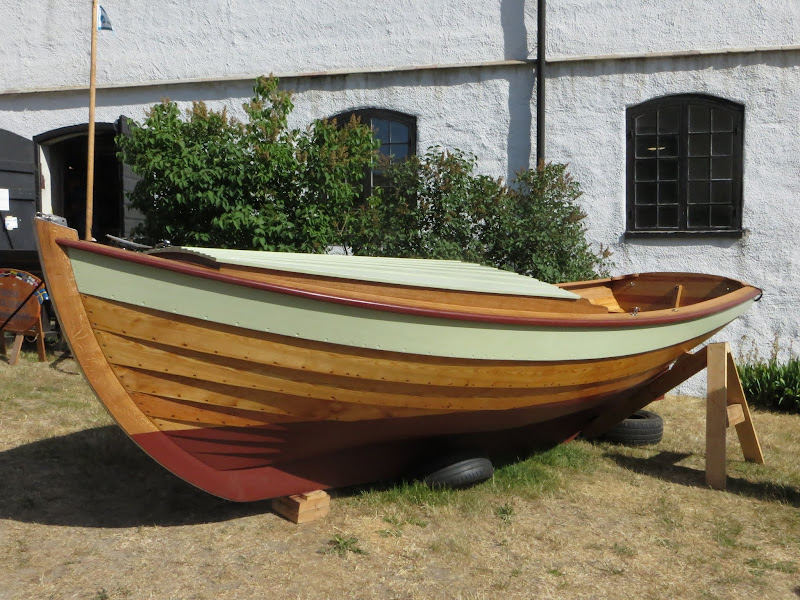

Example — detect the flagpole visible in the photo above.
[86,0,99,241]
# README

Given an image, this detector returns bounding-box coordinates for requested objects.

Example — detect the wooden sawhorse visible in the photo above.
[583,342,764,490]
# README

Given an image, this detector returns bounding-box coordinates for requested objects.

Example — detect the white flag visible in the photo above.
[97,5,113,31]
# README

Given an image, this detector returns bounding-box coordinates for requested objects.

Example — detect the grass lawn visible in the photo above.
[1,346,799,599]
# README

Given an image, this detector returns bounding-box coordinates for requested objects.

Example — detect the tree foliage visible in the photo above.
[117,76,610,282]
[116,75,377,251]
[349,148,610,283]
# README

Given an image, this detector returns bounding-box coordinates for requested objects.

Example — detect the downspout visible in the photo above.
[536,0,546,165]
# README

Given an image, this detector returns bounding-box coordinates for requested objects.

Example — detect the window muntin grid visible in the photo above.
[627,95,743,233]
[331,109,417,199]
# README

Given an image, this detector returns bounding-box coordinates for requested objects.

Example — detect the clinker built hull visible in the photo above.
[34,218,760,501]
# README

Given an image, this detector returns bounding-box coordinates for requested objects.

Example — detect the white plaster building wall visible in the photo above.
[546,52,800,392]
[0,64,533,232]
[2,0,797,390]
[548,0,800,57]
[0,64,532,178]
[1,0,529,93]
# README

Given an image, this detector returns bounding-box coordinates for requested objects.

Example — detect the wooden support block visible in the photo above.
[272,490,330,524]
[726,404,745,427]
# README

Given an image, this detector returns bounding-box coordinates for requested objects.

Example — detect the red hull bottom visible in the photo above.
[132,404,603,502]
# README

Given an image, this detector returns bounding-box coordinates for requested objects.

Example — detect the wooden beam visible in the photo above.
[706,342,729,489]
[726,351,764,464]
[674,285,683,309]
[34,315,46,362]
[582,346,708,438]
[8,333,24,366]
[726,404,745,427]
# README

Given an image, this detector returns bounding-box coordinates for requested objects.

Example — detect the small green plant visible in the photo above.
[737,356,800,414]
[612,542,637,557]
[745,557,797,575]
[323,533,367,556]
[94,590,110,600]
[495,502,515,522]
[712,518,743,548]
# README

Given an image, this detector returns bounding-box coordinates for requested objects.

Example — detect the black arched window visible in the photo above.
[331,109,417,197]
[626,94,744,235]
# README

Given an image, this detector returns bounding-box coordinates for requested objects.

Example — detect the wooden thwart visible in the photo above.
[272,490,331,524]
[583,341,763,491]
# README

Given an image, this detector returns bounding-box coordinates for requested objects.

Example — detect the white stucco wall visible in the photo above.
[545,52,800,392]
[1,0,798,390]
[1,0,532,93]
[549,0,800,57]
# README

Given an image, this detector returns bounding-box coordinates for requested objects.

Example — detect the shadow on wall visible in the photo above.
[502,0,534,179]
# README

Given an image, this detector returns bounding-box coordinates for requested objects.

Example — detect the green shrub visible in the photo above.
[116,75,376,252]
[118,80,609,283]
[348,148,611,283]
[737,357,800,413]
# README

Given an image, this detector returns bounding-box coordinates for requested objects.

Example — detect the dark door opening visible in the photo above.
[45,132,123,241]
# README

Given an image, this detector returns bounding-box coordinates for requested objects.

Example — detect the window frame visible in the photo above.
[331,108,417,199]
[625,94,744,238]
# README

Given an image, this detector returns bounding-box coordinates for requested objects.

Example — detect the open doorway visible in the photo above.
[36,123,124,241]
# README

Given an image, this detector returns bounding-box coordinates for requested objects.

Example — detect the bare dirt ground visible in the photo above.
[1,350,799,600]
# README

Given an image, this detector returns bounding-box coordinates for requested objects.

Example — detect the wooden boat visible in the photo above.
[33,216,761,501]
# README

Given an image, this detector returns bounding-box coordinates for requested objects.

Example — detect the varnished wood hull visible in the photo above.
[34,218,761,501]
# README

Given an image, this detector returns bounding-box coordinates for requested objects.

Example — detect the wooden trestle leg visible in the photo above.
[582,341,764,491]
[705,342,764,490]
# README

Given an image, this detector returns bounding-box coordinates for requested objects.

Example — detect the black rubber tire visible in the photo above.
[416,454,494,489]
[599,409,664,446]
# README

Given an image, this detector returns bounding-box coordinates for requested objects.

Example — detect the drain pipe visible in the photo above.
[536,0,546,165]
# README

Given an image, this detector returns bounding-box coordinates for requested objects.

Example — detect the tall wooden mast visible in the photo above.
[86,0,99,241]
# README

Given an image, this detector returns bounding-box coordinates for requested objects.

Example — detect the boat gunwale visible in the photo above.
[57,237,761,329]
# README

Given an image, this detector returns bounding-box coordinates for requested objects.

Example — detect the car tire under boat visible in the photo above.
[413,452,495,489]
[599,409,664,446]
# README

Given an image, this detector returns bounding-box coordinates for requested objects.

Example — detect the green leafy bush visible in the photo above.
[116,75,376,252]
[737,357,800,413]
[118,78,609,283]
[348,148,610,283]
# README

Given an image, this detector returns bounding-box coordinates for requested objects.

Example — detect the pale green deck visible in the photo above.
[161,247,581,300]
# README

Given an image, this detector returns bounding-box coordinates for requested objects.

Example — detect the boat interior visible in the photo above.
[146,246,747,318]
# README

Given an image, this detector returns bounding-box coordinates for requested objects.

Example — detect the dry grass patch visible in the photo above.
[1,350,800,599]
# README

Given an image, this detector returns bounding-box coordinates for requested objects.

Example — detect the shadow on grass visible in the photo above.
[604,450,800,508]
[0,425,272,528]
